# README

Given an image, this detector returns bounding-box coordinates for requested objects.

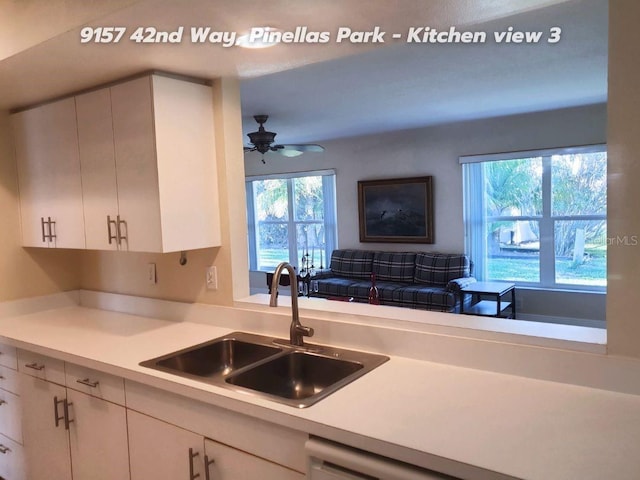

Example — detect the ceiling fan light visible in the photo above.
[280,149,304,158]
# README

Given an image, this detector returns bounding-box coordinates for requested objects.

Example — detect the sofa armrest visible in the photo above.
[446,276,477,292]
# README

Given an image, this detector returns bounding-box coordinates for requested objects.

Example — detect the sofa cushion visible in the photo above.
[392,285,457,310]
[414,253,471,286]
[330,249,374,280]
[346,280,408,302]
[372,252,416,282]
[316,277,358,298]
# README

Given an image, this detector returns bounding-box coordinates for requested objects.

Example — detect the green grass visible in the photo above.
[488,255,606,286]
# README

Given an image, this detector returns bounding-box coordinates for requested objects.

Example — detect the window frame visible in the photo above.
[461,145,607,292]
[246,169,337,272]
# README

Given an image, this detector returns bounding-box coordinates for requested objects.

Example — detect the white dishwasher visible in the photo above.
[306,438,459,480]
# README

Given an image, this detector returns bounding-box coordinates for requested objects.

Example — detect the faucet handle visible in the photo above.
[296,325,314,338]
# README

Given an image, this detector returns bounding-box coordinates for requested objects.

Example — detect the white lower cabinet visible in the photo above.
[128,410,303,480]
[0,433,25,480]
[18,354,130,480]
[1,343,24,480]
[19,375,72,480]
[128,410,205,480]
[203,437,303,480]
[66,389,130,480]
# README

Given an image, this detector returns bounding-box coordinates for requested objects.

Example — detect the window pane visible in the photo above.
[487,220,540,282]
[254,179,288,221]
[483,158,542,217]
[256,223,288,271]
[555,220,606,286]
[294,176,324,221]
[552,152,607,216]
[296,223,325,269]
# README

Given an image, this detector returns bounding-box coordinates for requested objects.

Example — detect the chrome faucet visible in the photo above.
[269,262,314,347]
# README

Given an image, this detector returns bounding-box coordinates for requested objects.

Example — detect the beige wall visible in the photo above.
[606,0,640,358]
[80,77,249,304]
[0,111,81,301]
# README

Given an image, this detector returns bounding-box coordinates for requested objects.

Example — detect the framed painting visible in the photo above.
[358,176,434,243]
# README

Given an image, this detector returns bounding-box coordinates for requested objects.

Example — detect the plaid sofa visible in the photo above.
[313,249,476,312]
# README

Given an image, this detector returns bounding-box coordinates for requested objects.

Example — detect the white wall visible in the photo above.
[246,103,607,321]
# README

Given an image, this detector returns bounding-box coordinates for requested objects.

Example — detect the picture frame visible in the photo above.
[358,176,434,243]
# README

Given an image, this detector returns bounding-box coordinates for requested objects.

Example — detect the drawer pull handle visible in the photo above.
[204,454,215,480]
[0,375,4,380]
[188,448,200,480]
[0,444,11,454]
[63,399,74,430]
[0,399,6,406]
[54,396,65,427]
[77,378,99,388]
[25,362,45,371]
[107,215,118,245]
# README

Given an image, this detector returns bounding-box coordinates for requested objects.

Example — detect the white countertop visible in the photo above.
[1,296,639,480]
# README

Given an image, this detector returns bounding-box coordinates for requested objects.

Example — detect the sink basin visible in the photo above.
[226,351,363,403]
[140,332,389,408]
[139,332,282,378]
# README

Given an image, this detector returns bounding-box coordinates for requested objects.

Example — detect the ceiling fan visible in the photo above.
[243,115,325,163]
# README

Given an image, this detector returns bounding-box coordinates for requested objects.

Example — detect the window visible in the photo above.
[462,145,606,290]
[246,170,337,272]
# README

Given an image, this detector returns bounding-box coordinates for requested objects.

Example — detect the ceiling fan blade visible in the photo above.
[284,144,325,153]
[276,144,325,157]
[243,146,257,152]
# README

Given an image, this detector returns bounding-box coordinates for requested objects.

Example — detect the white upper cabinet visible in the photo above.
[12,97,86,249]
[15,73,221,253]
[75,88,120,250]
[107,74,221,253]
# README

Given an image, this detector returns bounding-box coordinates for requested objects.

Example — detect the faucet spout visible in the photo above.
[269,262,314,346]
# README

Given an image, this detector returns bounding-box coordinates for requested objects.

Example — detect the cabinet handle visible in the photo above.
[54,396,65,427]
[204,454,215,480]
[116,215,127,244]
[0,399,6,406]
[0,444,11,454]
[188,448,200,480]
[41,217,47,243]
[63,399,74,430]
[76,378,99,388]
[25,362,45,371]
[48,217,57,240]
[107,215,118,245]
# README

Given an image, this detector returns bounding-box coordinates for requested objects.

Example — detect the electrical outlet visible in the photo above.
[206,266,217,290]
[148,263,157,285]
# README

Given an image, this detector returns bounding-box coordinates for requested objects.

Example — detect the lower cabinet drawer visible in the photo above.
[0,344,17,370]
[17,349,66,385]
[65,362,126,406]
[0,433,25,480]
[0,390,22,444]
[0,365,20,395]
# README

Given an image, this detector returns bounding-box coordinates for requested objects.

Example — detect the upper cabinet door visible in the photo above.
[110,76,163,253]
[12,98,85,249]
[152,75,221,252]
[76,89,119,250]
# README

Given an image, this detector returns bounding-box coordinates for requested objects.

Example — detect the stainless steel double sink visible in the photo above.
[140,332,389,408]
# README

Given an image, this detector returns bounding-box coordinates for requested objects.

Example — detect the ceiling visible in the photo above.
[0,0,606,145]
